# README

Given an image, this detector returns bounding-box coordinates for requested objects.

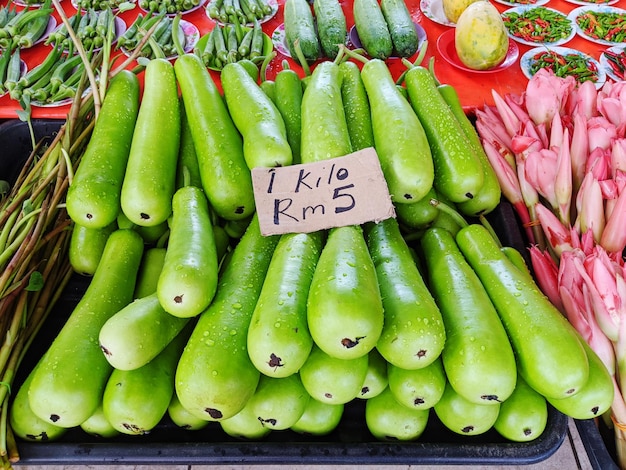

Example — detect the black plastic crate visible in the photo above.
[3,118,571,466]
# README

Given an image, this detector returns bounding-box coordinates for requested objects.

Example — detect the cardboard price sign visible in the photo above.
[252,148,395,236]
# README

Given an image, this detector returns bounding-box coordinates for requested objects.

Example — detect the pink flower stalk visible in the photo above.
[530,245,563,312]
[571,78,598,120]
[503,91,531,126]
[598,82,626,135]
[549,112,564,150]
[570,111,590,193]
[524,148,558,209]
[535,202,576,256]
[475,107,514,154]
[571,251,620,342]
[482,139,535,244]
[586,146,612,181]
[587,115,618,152]
[555,128,573,226]
[611,139,626,177]
[574,172,605,244]
[600,184,626,254]
[524,68,575,128]
[491,89,522,138]
[510,135,542,156]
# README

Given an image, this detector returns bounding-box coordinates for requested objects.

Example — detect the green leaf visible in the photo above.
[26,271,44,292]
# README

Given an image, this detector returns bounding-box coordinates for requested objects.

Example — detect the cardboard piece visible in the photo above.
[252,148,396,236]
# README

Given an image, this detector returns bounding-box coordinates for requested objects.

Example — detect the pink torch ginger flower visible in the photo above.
[555,128,573,226]
[587,116,618,153]
[523,148,558,210]
[529,245,563,312]
[600,183,626,254]
[569,78,598,120]
[491,89,522,138]
[524,68,575,128]
[574,172,605,244]
[570,111,590,194]
[475,107,514,154]
[535,202,577,256]
[549,112,564,151]
[611,139,626,177]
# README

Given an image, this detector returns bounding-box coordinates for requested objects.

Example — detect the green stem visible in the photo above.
[430,198,469,229]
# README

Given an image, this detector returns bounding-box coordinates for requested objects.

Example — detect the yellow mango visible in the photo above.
[454,1,509,70]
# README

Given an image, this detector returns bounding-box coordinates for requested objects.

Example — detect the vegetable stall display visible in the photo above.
[0,0,624,468]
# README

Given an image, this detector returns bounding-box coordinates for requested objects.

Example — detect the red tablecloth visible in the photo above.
[0,0,620,119]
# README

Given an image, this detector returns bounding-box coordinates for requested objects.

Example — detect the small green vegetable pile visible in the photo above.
[576,9,626,43]
[206,0,274,25]
[604,46,626,79]
[0,0,53,49]
[45,7,117,51]
[117,12,186,58]
[139,0,204,14]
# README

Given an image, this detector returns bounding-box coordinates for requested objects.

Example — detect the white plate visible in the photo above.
[520,46,607,89]
[563,0,619,6]
[600,45,626,81]
[420,0,454,27]
[568,5,626,45]
[491,0,550,6]
[502,6,575,46]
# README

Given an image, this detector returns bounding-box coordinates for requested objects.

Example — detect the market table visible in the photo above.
[0,0,620,119]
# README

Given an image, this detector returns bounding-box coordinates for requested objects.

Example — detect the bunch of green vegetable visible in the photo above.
[45,7,117,51]
[139,0,203,14]
[206,0,274,25]
[0,0,53,49]
[74,0,133,9]
[195,19,266,70]
[116,12,186,58]
[0,48,23,96]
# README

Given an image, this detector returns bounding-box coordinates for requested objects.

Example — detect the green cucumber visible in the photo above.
[283,0,320,64]
[274,67,303,164]
[175,215,279,421]
[387,358,446,410]
[365,218,446,370]
[247,231,323,378]
[120,58,180,227]
[405,65,484,203]
[134,247,167,299]
[68,221,116,276]
[102,323,192,435]
[380,0,418,57]
[353,0,393,60]
[365,386,430,441]
[176,98,203,190]
[28,229,144,428]
[456,223,590,400]
[247,374,310,430]
[313,0,347,59]
[65,70,139,229]
[157,186,219,318]
[222,61,292,168]
[339,60,374,152]
[420,227,517,405]
[493,374,548,442]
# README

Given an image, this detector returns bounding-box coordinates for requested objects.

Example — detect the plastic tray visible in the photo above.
[3,119,569,466]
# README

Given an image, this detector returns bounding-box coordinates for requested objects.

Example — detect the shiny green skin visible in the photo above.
[494,374,547,442]
[274,69,303,164]
[220,397,272,440]
[80,405,120,439]
[353,0,392,59]
[248,374,310,430]
[456,223,590,400]
[28,229,144,428]
[247,231,323,378]
[99,292,190,371]
[387,358,446,411]
[547,338,614,420]
[290,399,344,436]
[357,348,388,399]
[313,0,347,59]
[121,58,180,227]
[339,60,374,152]
[102,325,191,435]
[222,62,292,169]
[420,227,517,405]
[438,83,501,217]
[283,0,320,64]
[134,247,167,299]
[174,53,255,221]
[395,187,439,231]
[10,364,67,442]
[299,345,369,405]
[360,59,433,204]
[300,60,352,164]
[175,216,279,421]
[366,218,445,369]
[157,186,219,318]
[307,225,384,360]
[405,66,483,203]
[65,70,139,229]
[68,221,116,276]
[168,393,210,431]
[175,98,203,190]
[365,386,430,441]
[380,0,419,57]
[434,381,501,436]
